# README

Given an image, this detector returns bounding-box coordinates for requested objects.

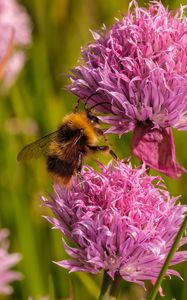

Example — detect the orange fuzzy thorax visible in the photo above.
[62,113,98,146]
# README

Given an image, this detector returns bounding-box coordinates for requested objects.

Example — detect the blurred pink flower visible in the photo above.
[43,161,187,288]
[0,0,31,85]
[0,229,22,295]
[68,0,187,178]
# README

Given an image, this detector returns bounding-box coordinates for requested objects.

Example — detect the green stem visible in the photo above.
[148,214,187,300]
[109,274,122,300]
[98,271,121,300]
[98,271,113,300]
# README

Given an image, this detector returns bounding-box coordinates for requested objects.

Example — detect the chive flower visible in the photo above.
[0,229,22,295]
[0,0,31,85]
[68,0,187,178]
[43,161,187,288]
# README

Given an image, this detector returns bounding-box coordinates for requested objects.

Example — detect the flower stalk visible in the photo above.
[149,214,187,300]
[98,272,121,300]
[98,271,113,300]
[109,273,121,300]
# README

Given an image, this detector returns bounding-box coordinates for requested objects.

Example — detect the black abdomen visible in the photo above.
[47,155,74,177]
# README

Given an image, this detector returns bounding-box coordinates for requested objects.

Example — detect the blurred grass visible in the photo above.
[1,0,187,299]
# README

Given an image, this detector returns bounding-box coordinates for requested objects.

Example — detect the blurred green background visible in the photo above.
[1,0,187,299]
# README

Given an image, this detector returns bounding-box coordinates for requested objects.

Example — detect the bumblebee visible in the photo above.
[17,105,116,186]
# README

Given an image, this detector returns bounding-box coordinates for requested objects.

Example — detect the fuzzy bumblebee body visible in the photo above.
[17,111,110,186]
[47,113,100,185]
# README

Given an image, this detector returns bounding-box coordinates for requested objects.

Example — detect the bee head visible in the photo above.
[86,110,100,125]
[73,92,112,126]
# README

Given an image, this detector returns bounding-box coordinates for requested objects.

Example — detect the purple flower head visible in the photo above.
[0,0,32,85]
[0,229,22,295]
[43,161,187,288]
[68,0,187,178]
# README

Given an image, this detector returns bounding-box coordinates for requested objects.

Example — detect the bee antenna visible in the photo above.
[73,98,81,113]
[89,101,110,111]
[84,92,101,109]
[75,93,113,114]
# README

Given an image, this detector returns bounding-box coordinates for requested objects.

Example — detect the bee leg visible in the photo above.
[89,145,118,159]
[95,129,118,160]
[95,128,104,136]
[73,98,81,113]
[77,151,83,172]
[88,145,109,152]
[76,152,83,185]
[109,149,118,160]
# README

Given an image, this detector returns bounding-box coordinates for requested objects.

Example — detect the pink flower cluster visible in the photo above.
[0,0,31,85]
[0,229,21,295]
[43,161,187,288]
[68,0,187,178]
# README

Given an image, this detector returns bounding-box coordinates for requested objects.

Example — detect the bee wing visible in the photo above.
[59,130,84,170]
[17,131,59,161]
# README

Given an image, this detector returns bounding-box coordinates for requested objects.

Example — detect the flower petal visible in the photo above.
[132,126,187,178]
